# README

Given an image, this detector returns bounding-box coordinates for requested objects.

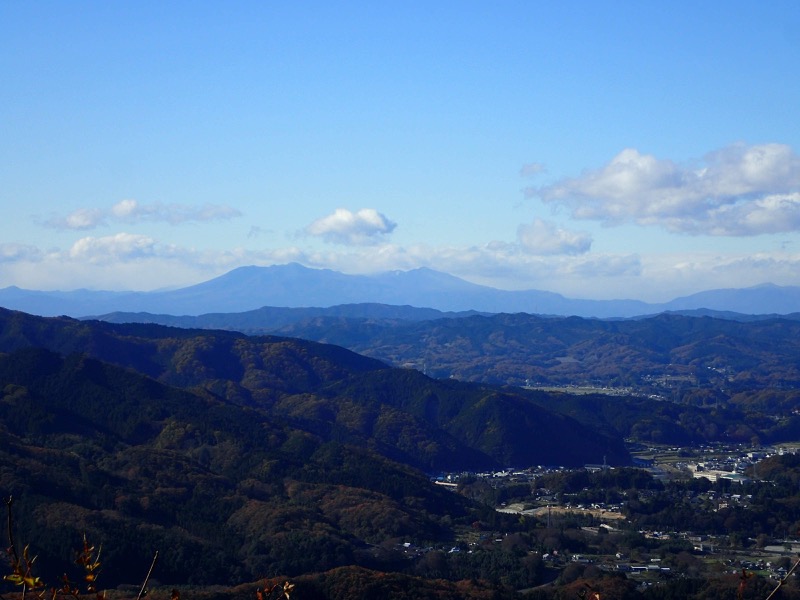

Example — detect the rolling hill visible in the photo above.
[0,307,628,469]
[90,309,800,391]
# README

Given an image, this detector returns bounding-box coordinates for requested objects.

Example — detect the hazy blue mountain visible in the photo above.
[2,263,800,317]
[636,308,800,322]
[93,303,488,332]
[660,283,800,315]
[0,285,136,317]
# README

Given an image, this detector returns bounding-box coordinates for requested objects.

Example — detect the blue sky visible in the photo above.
[2,1,800,302]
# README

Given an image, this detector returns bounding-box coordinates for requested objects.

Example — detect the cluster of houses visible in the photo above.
[682,445,797,483]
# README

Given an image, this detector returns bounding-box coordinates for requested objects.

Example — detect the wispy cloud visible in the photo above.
[519,162,547,177]
[516,218,592,255]
[0,243,43,263]
[295,241,642,291]
[247,225,272,239]
[58,208,106,230]
[42,199,242,230]
[525,143,800,236]
[111,199,242,224]
[305,208,397,245]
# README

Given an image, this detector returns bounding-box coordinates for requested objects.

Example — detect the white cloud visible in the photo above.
[305,208,397,245]
[526,143,800,235]
[110,199,139,219]
[43,208,106,230]
[42,199,242,230]
[68,233,160,264]
[698,193,800,236]
[0,235,309,291]
[0,243,43,263]
[516,218,592,255]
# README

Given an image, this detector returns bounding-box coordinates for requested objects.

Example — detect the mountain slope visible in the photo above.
[0,307,627,469]
[316,368,628,467]
[0,346,476,586]
[663,283,800,314]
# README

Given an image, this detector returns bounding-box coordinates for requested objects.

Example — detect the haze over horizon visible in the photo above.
[3,2,800,303]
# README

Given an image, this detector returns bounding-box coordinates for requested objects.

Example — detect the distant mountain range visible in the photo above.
[2,262,800,317]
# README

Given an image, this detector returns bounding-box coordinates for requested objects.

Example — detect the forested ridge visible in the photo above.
[269,311,800,389]
[0,307,620,596]
[0,345,475,587]
[0,308,628,469]
[3,306,800,599]
[95,307,800,402]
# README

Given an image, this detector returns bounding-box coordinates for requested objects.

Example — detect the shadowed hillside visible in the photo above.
[0,307,636,589]
[0,346,476,587]
[0,308,628,469]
